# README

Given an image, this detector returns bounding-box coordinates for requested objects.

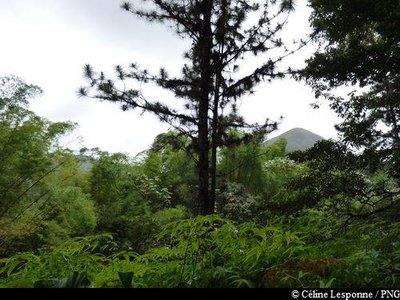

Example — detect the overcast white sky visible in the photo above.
[0,0,341,156]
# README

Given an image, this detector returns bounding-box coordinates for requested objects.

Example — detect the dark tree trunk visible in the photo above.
[210,64,221,214]
[196,0,213,215]
[209,97,218,214]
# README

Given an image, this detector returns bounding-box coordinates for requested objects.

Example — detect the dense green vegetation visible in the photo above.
[1,75,399,288]
[1,0,400,289]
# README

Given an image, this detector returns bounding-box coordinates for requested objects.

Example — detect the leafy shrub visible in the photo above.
[0,216,308,288]
[96,215,307,288]
[2,215,400,288]
[0,234,115,288]
[216,182,262,223]
[260,257,341,288]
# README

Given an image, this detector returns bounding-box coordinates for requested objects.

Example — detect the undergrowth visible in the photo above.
[1,215,399,288]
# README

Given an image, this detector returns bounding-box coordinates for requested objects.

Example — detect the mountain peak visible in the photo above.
[266,128,325,152]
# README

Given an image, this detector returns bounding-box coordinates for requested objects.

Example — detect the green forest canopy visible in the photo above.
[0,0,400,289]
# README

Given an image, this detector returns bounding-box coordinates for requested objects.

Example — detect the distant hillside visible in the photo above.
[265,128,325,152]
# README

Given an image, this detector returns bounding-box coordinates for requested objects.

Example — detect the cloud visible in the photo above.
[0,0,340,155]
[41,0,188,63]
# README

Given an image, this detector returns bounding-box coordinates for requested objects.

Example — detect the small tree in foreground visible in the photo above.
[80,0,304,215]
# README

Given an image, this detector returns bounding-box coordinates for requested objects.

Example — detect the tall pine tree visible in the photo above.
[80,0,302,215]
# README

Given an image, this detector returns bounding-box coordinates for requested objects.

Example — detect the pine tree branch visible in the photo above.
[123,0,200,40]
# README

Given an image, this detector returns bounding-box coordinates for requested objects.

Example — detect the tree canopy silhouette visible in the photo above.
[300,0,400,220]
